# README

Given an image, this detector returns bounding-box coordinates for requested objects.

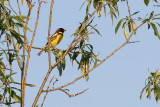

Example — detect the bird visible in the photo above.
[37,28,66,56]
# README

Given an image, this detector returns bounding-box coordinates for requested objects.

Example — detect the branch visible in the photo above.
[126,0,132,21]
[153,13,160,18]
[59,88,89,97]
[32,1,114,106]
[8,1,18,15]
[17,0,21,15]
[128,41,140,44]
[21,0,34,106]
[47,0,54,68]
[22,0,42,106]
[42,22,145,93]
[41,76,55,107]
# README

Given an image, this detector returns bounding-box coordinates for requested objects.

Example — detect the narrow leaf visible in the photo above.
[151,23,160,39]
[124,22,129,40]
[115,19,124,34]
[144,0,150,6]
[21,0,26,5]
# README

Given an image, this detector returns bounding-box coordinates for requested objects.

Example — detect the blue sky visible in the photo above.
[9,0,160,107]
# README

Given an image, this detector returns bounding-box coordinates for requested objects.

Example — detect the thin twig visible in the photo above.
[31,46,43,50]
[41,76,55,107]
[8,2,18,15]
[126,0,132,21]
[21,0,33,106]
[23,0,41,107]
[128,41,140,44]
[152,13,160,18]
[126,0,134,33]
[17,0,21,15]
[59,88,89,97]
[47,0,54,68]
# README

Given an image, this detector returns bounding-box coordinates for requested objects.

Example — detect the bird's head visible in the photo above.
[58,28,66,33]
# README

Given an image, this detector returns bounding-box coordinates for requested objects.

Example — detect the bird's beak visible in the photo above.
[64,29,66,32]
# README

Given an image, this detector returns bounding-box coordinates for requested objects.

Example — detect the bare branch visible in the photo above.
[23,0,42,106]
[47,0,54,68]
[41,76,55,107]
[8,2,18,15]
[59,88,89,97]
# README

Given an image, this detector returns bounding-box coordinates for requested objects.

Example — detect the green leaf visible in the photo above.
[85,57,89,81]
[131,11,140,16]
[149,11,154,19]
[0,69,6,82]
[0,52,3,56]
[6,33,11,45]
[109,5,114,24]
[93,0,98,9]
[9,53,14,64]
[80,55,85,75]
[115,19,124,34]
[62,58,65,70]
[12,82,35,87]
[124,22,129,40]
[156,22,160,27]
[97,9,101,19]
[150,23,160,39]
[144,0,150,6]
[148,86,151,99]
[56,57,62,76]
[0,47,9,63]
[87,0,92,13]
[10,76,14,83]
[21,0,26,5]
[104,6,106,17]
[12,90,21,102]
[148,24,150,29]
[6,72,17,79]
[80,1,87,10]
[128,21,131,33]
[10,30,28,51]
[152,18,160,20]
[132,21,137,35]
[93,59,97,67]
[15,23,33,32]
[15,43,20,50]
[86,35,89,42]
[11,15,28,20]
[68,53,73,66]
[85,74,89,81]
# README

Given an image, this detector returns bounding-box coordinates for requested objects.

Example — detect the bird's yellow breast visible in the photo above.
[51,33,63,47]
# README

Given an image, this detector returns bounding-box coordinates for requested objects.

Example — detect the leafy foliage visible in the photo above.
[140,11,160,40]
[0,1,33,106]
[140,68,160,103]
[115,11,139,39]
[144,0,158,6]
[82,0,119,22]
[52,18,101,81]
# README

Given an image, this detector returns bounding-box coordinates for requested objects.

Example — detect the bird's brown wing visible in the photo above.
[46,33,58,45]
